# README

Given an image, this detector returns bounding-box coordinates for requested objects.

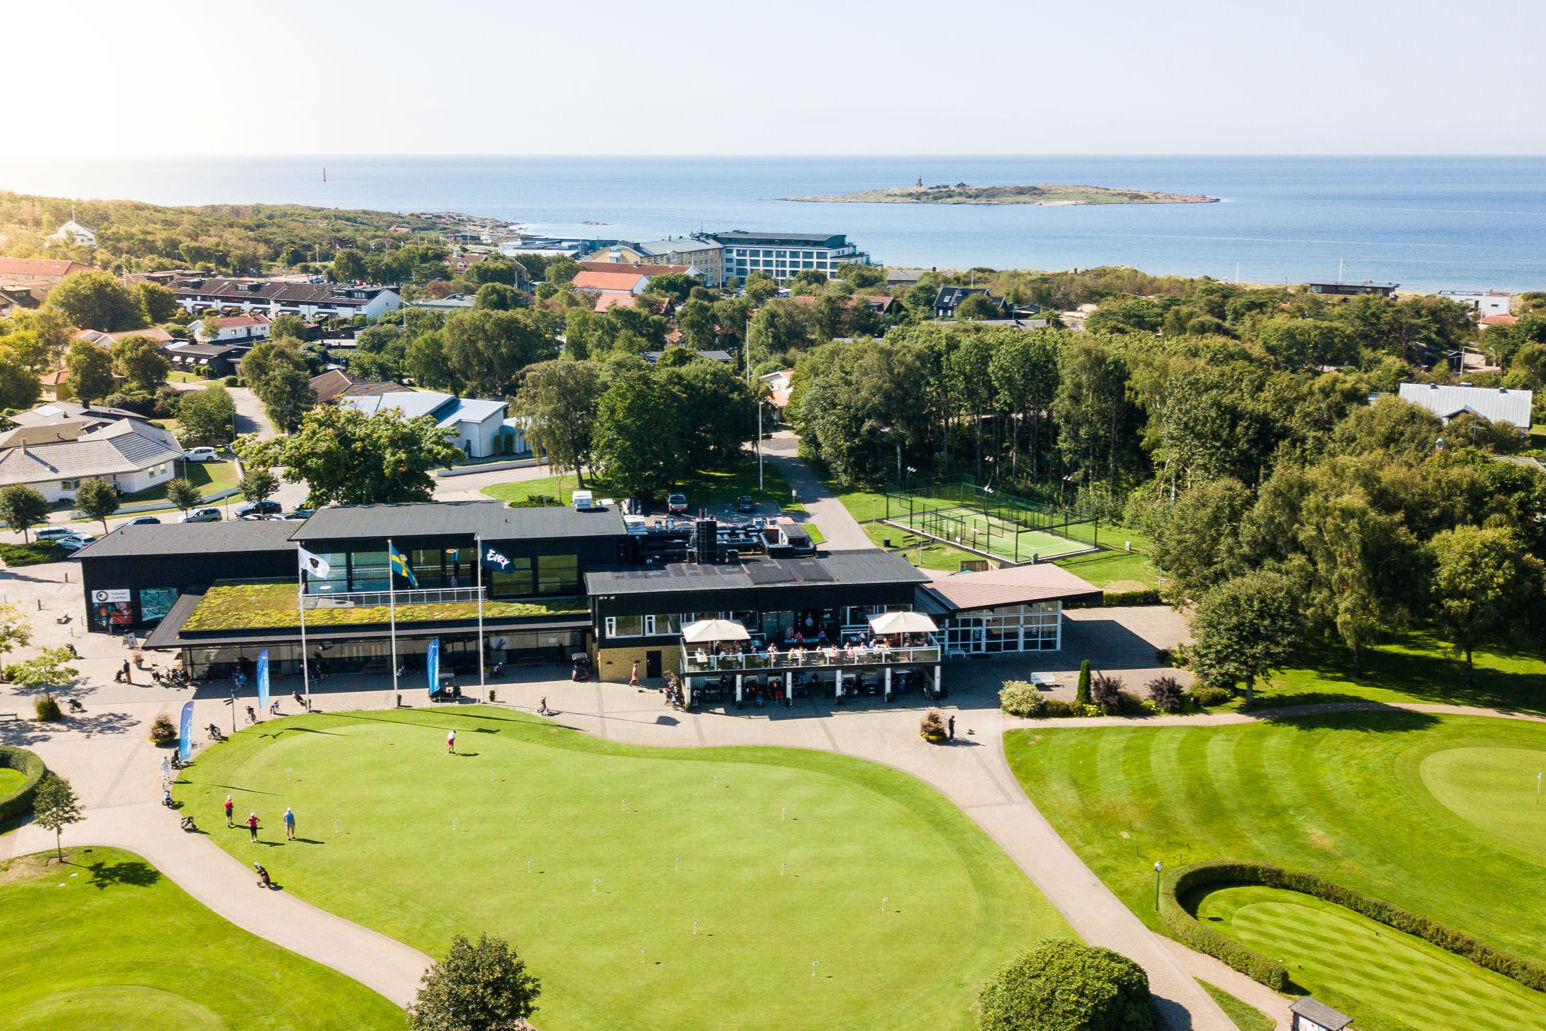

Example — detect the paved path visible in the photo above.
[760,431,872,550]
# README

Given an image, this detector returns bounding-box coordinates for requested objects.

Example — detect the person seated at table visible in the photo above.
[767,643,779,664]
[817,630,830,646]
[793,630,804,646]
[790,645,804,664]
[844,644,857,662]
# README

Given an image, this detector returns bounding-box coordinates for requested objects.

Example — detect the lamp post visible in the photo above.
[1153,860,1164,911]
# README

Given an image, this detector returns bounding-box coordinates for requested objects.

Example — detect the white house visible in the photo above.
[339,390,512,459]
[196,313,271,344]
[707,231,870,282]
[0,419,184,503]
[1397,382,1533,433]
[170,276,402,320]
[49,220,98,249]
[1437,290,1512,318]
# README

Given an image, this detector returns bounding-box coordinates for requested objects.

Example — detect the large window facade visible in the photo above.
[944,602,1062,654]
[304,547,581,599]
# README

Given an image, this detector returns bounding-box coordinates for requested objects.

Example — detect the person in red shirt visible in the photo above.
[246,812,260,842]
[224,796,234,827]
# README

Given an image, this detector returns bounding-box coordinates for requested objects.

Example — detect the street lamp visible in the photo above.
[1153,860,1164,911]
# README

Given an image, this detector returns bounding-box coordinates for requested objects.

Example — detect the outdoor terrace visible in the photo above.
[181,580,587,633]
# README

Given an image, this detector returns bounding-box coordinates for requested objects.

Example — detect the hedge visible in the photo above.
[0,745,47,822]
[1162,860,1546,995]
[0,542,69,567]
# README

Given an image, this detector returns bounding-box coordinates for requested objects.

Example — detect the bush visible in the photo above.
[1187,685,1233,708]
[919,708,948,742]
[1075,660,1091,705]
[34,694,62,722]
[509,494,561,508]
[0,542,68,566]
[1000,681,1046,717]
[1091,673,1123,713]
[1115,690,1155,717]
[223,375,240,387]
[978,937,1153,1031]
[1146,676,1186,714]
[1045,699,1102,718]
[0,745,46,822]
[149,712,178,744]
[1104,588,1162,607]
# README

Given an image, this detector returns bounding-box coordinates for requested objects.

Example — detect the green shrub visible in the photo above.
[1187,685,1233,708]
[978,937,1153,1031]
[1146,676,1186,714]
[1000,681,1046,717]
[919,708,948,742]
[0,745,46,822]
[1043,699,1101,718]
[222,375,240,386]
[1115,690,1154,717]
[0,541,68,566]
[1075,660,1091,705]
[1105,588,1162,606]
[509,494,561,508]
[1091,673,1123,713]
[34,693,62,722]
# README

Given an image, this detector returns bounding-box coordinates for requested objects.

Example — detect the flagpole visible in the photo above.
[388,536,399,706]
[297,546,310,711]
[476,534,487,703]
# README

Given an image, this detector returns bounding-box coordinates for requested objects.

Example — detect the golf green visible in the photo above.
[1004,712,1546,969]
[180,708,1067,1030]
[0,847,402,1031]
[1196,885,1546,1031]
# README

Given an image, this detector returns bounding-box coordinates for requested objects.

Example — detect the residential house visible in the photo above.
[49,220,98,249]
[38,369,69,401]
[308,370,400,405]
[443,252,486,276]
[1397,382,1533,434]
[74,327,176,347]
[339,390,515,458]
[1438,290,1512,318]
[593,292,639,313]
[0,257,92,289]
[760,368,795,416]
[168,275,402,320]
[643,348,735,365]
[0,418,184,503]
[164,341,248,378]
[1480,314,1518,328]
[932,286,1012,320]
[197,314,271,344]
[1307,280,1399,297]
[571,269,652,295]
[630,238,725,286]
[0,286,42,315]
[412,293,478,312]
[708,231,869,283]
[886,269,926,290]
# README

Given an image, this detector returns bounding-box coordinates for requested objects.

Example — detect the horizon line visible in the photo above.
[4,152,1546,161]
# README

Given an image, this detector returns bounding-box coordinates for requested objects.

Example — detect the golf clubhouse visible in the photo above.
[72,500,1102,699]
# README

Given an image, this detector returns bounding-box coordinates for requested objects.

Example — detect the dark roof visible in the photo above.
[73,519,299,560]
[711,231,847,248]
[1289,998,1352,1031]
[643,349,735,364]
[586,550,927,597]
[921,564,1101,613]
[291,501,626,544]
[164,341,247,358]
[171,276,395,308]
[934,286,1009,312]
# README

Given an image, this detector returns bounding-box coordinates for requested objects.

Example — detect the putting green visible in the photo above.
[1420,746,1546,861]
[1197,886,1546,1031]
[0,768,26,797]
[0,847,402,1031]
[179,707,1067,1031]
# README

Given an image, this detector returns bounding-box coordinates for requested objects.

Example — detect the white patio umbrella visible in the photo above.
[868,611,939,636]
[681,618,751,644]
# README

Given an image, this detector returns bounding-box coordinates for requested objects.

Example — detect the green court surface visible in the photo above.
[180,708,1067,1031]
[1195,885,1546,1031]
[887,506,1089,563]
[1004,712,1546,969]
[0,847,402,1031]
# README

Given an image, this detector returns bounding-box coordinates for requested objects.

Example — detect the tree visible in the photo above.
[241,337,317,431]
[510,360,604,485]
[331,249,368,283]
[0,485,47,542]
[165,477,203,517]
[473,282,526,310]
[110,335,170,393]
[74,478,120,533]
[441,309,555,397]
[592,368,679,495]
[9,647,78,690]
[1428,525,1544,685]
[978,938,1153,1031]
[65,339,116,403]
[134,281,180,324]
[239,467,279,506]
[0,351,41,409]
[954,293,1004,321]
[45,270,145,331]
[1075,660,1091,705]
[0,601,33,676]
[409,932,541,1031]
[176,384,237,446]
[1188,569,1303,704]
[33,773,84,864]
[240,406,461,507]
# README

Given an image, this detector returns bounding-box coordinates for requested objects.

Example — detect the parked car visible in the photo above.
[621,498,643,516]
[281,509,315,521]
[55,534,97,552]
[180,507,222,523]
[735,495,755,513]
[184,447,219,462]
[667,493,688,515]
[36,527,80,542]
[234,500,282,519]
[125,516,162,526]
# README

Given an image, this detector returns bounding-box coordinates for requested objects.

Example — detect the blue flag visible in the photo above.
[178,700,195,762]
[389,544,419,589]
[480,544,512,574]
[427,638,440,691]
[256,649,270,713]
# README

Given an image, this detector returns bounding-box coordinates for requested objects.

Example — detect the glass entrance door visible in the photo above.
[945,617,986,655]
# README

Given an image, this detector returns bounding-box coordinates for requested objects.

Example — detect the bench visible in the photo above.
[0,710,17,721]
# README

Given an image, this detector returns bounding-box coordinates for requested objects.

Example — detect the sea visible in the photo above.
[1,155,1543,292]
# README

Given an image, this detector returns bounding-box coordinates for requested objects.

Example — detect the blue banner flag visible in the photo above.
[178,700,195,762]
[480,544,512,574]
[427,638,440,691]
[256,649,270,713]
[389,544,419,589]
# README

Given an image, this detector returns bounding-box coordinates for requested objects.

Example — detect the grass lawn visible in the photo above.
[1195,886,1546,1031]
[105,459,240,508]
[0,847,402,1030]
[483,457,797,509]
[183,581,586,632]
[0,767,26,795]
[1004,712,1546,974]
[1197,980,1273,1031]
[179,707,1069,1031]
[1248,632,1546,714]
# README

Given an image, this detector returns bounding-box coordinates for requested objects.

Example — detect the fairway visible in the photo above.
[0,847,402,1031]
[180,708,1067,1031]
[1195,885,1546,1031]
[1004,712,1546,973]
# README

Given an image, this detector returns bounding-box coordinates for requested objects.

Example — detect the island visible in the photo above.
[781,183,1219,206]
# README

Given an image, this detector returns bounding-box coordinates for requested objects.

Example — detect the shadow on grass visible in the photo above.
[1262,706,1442,733]
[85,858,160,889]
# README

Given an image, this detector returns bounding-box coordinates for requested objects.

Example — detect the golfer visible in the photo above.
[246,812,260,842]
[224,795,235,827]
[283,807,296,840]
[447,729,456,754]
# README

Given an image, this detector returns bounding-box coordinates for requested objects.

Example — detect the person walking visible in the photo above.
[224,795,235,827]
[121,659,132,685]
[161,756,172,784]
[947,715,955,741]
[246,812,260,842]
[283,807,296,841]
[629,661,641,688]
[447,729,456,754]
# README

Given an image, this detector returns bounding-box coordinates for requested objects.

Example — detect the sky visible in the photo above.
[7,0,1544,156]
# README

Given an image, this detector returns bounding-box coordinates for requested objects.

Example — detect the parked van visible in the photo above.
[572,490,598,512]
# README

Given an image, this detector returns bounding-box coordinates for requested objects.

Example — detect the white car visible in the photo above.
[55,534,97,552]
[185,447,218,462]
[36,527,80,542]
[180,507,222,523]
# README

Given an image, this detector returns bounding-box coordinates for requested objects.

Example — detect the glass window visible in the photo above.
[488,556,534,597]
[608,615,645,638]
[537,554,579,595]
[350,550,389,592]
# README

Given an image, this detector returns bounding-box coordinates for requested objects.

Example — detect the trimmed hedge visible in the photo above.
[0,541,68,566]
[1162,860,1546,995]
[1104,588,1162,607]
[0,745,47,822]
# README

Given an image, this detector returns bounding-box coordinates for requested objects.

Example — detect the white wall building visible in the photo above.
[708,232,869,283]
[340,391,510,459]
[1397,382,1533,432]
[0,420,184,503]
[171,276,402,320]
[1437,290,1512,318]
[49,220,97,249]
[196,314,272,343]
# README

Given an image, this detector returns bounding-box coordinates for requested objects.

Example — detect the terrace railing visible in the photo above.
[681,641,941,674]
[302,586,486,609]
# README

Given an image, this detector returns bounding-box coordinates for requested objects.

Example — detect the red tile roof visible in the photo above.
[593,291,639,312]
[573,270,648,292]
[1480,314,1518,325]
[577,261,691,277]
[210,314,270,329]
[0,257,90,278]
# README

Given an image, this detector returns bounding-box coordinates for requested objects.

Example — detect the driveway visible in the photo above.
[760,432,874,551]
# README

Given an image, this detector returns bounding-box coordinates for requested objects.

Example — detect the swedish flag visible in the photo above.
[389,544,419,589]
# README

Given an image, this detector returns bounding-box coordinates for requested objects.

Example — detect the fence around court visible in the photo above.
[880,476,1105,565]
